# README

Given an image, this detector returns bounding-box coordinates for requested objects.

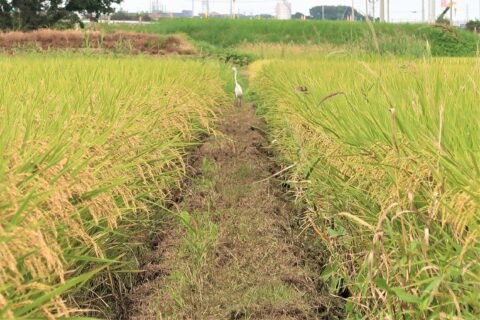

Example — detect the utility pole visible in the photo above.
[429,0,436,23]
[387,0,390,22]
[373,0,375,22]
[365,0,368,20]
[322,5,325,20]
[192,0,195,17]
[422,0,425,22]
[230,0,238,18]
[450,0,454,25]
[380,0,385,22]
[352,0,355,21]
[428,0,431,23]
[201,0,209,18]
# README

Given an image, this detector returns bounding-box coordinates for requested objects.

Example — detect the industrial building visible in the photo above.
[276,0,292,20]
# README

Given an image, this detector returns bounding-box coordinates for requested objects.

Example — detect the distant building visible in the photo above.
[276,0,291,20]
[174,10,193,18]
[209,12,230,18]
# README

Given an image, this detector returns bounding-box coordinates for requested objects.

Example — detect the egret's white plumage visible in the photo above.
[232,67,243,107]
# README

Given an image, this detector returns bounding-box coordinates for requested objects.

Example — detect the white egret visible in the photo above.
[232,67,243,107]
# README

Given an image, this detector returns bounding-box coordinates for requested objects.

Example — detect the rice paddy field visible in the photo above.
[0,56,228,318]
[1,18,479,320]
[251,57,479,318]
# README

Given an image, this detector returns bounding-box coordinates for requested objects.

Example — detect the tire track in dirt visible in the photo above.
[121,104,343,320]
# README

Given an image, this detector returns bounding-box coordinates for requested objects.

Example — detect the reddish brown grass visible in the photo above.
[0,29,195,55]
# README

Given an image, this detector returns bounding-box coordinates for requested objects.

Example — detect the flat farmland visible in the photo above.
[0,18,478,320]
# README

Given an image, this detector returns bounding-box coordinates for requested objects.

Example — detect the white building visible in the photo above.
[276,0,291,20]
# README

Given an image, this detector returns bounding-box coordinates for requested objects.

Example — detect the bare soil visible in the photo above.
[0,30,195,55]
[119,104,343,319]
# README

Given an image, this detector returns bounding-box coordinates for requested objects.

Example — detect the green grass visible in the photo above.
[251,56,480,318]
[152,156,220,319]
[101,19,480,57]
[243,282,299,306]
[0,55,229,319]
[167,208,220,314]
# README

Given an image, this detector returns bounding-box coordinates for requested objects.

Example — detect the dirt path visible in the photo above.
[121,104,342,320]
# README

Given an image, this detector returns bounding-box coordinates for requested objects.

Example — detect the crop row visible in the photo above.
[252,57,479,318]
[0,56,228,318]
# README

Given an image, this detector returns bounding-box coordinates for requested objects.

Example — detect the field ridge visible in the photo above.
[121,103,343,319]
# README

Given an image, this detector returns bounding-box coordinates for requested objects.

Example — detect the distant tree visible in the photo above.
[110,10,132,20]
[292,12,308,20]
[10,0,46,29]
[0,0,13,28]
[466,20,480,32]
[111,10,151,22]
[45,0,78,28]
[309,5,365,21]
[0,0,122,30]
[257,14,274,19]
[66,0,122,22]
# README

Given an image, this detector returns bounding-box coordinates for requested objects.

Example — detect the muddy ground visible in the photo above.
[119,104,343,319]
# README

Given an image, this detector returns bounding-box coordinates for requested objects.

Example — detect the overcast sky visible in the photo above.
[118,1,480,22]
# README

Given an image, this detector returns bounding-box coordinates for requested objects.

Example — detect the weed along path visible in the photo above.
[122,104,341,320]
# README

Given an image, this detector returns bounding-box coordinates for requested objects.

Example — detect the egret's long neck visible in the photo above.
[234,70,239,85]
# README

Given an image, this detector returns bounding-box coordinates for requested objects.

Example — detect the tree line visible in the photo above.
[0,0,122,30]
[293,6,369,21]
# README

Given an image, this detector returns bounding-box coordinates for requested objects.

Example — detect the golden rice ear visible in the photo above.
[0,58,226,318]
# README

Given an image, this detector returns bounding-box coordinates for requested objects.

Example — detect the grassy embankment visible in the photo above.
[103,19,480,58]
[251,57,479,318]
[0,56,229,318]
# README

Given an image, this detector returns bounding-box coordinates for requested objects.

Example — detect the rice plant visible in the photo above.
[252,57,479,318]
[0,55,228,318]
